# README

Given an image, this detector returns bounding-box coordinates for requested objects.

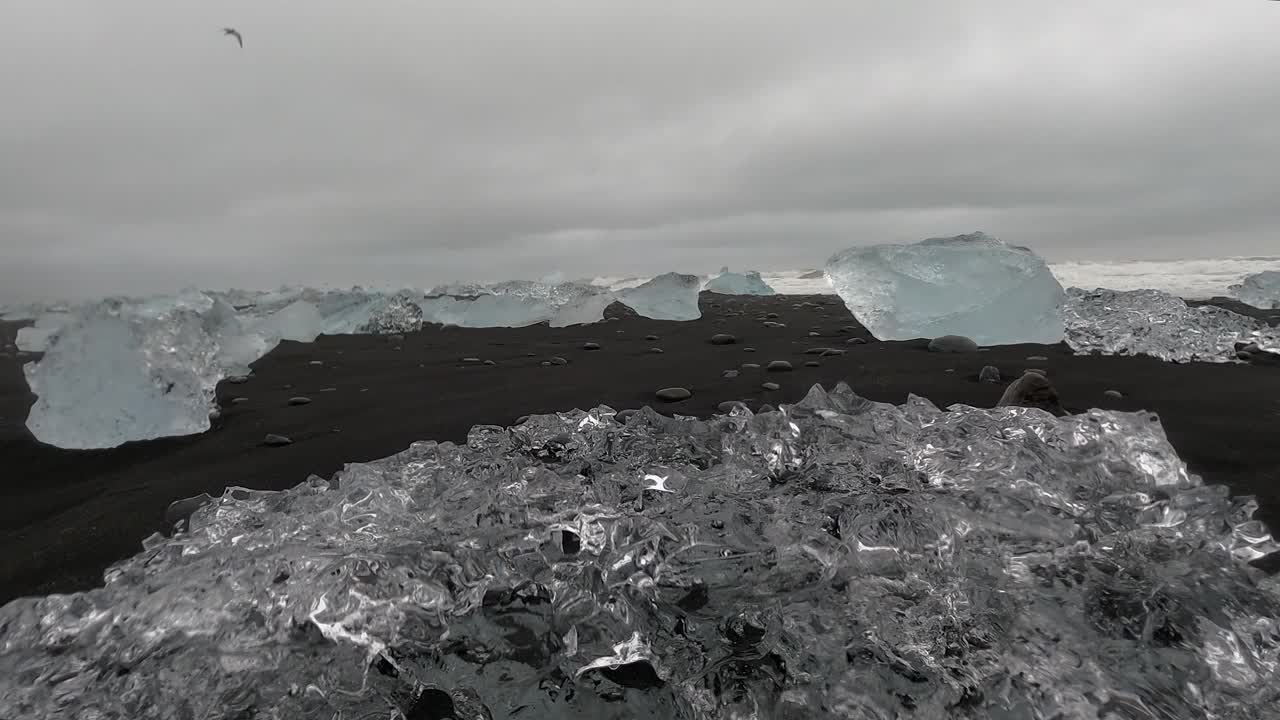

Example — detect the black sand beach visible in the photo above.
[2,292,1279,604]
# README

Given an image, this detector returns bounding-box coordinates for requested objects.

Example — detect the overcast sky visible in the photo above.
[2,1,1278,302]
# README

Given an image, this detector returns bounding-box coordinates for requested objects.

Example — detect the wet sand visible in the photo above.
[2,293,1279,603]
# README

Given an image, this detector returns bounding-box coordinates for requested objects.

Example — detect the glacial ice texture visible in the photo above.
[1065,287,1280,363]
[424,281,619,328]
[704,267,777,296]
[24,290,424,449]
[618,272,702,321]
[824,232,1067,345]
[3,383,1278,719]
[1230,270,1280,309]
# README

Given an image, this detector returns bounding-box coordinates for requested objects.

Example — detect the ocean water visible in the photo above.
[593,256,1280,299]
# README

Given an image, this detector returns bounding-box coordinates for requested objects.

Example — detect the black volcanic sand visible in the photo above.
[2,292,1280,604]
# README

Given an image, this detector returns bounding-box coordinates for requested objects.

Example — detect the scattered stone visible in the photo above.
[761,382,781,391]
[263,434,293,447]
[846,338,867,345]
[392,346,402,352]
[767,312,780,319]
[648,347,664,354]
[762,321,787,328]
[710,333,737,345]
[997,370,1065,415]
[526,352,537,357]
[483,359,496,366]
[803,347,843,356]
[231,397,249,404]
[927,335,979,353]
[742,363,761,370]
[540,361,552,367]
[840,326,859,334]
[979,365,1002,384]
[804,360,821,367]
[583,342,601,350]
[655,387,693,402]
[1103,389,1124,400]
[460,357,482,364]
[549,356,569,365]
[1026,355,1049,362]
[766,360,793,372]
[281,384,293,390]
[808,331,820,337]
[1237,350,1255,361]
[743,347,757,353]
[944,368,955,373]
[287,396,312,406]
[722,370,740,378]
[645,334,660,341]
[308,360,323,366]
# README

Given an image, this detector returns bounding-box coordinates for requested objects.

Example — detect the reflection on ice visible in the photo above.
[2,383,1276,719]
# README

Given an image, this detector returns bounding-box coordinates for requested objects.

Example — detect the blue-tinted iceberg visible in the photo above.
[424,280,618,328]
[618,272,701,321]
[1230,270,1280,309]
[1,385,1276,719]
[705,267,776,295]
[825,232,1066,345]
[23,289,424,449]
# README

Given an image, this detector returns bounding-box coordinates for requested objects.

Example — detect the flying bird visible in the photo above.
[223,28,243,48]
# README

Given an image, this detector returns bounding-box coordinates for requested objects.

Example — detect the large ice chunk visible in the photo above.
[1064,287,1279,362]
[824,232,1066,345]
[617,272,702,320]
[2,385,1276,719]
[23,289,425,449]
[420,281,617,327]
[1229,270,1280,309]
[704,266,777,295]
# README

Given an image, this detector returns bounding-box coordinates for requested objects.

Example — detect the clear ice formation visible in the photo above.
[423,280,619,328]
[617,272,702,321]
[2,383,1277,719]
[1065,287,1280,363]
[704,267,777,295]
[23,289,424,449]
[824,232,1067,345]
[1230,270,1280,309]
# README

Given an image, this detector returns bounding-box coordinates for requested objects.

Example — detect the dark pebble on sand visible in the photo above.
[804,361,821,367]
[550,356,568,365]
[263,434,293,447]
[808,331,820,337]
[846,338,867,345]
[928,335,979,353]
[527,352,537,357]
[649,347,664,354]
[1026,355,1049,362]
[744,347,756,353]
[308,360,323,366]
[804,347,843,355]
[460,357,482,364]
[645,334,660,341]
[230,397,249,404]
[979,365,1002,384]
[742,363,761,369]
[483,359,496,366]
[761,382,781,391]
[722,370,740,378]
[767,312,780,319]
[763,321,787,328]
[710,333,737,345]
[540,361,551,367]
[1103,389,1124,400]
[583,342,601,350]
[767,360,793,372]
[655,387,693,402]
[287,396,312,406]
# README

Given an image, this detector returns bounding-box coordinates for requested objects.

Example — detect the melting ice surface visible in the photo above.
[1230,270,1280,310]
[824,232,1067,346]
[617,272,702,321]
[1064,288,1280,363]
[2,383,1278,719]
[704,267,776,296]
[423,280,620,328]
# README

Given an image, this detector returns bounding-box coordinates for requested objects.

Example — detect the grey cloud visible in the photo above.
[3,1,1279,302]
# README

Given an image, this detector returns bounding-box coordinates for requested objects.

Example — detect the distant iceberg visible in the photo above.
[705,267,776,296]
[825,232,1067,345]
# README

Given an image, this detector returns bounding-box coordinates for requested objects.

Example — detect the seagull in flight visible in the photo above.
[223,27,243,48]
